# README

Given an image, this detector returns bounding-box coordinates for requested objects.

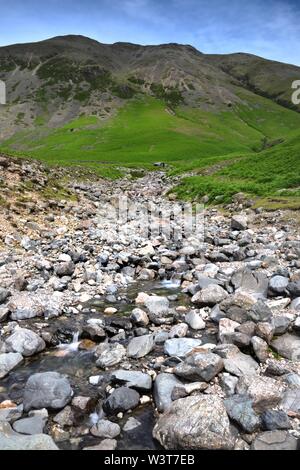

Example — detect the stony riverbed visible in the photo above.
[0,154,300,450]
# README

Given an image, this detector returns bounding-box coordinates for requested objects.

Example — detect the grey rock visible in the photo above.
[53,406,74,427]
[261,410,291,431]
[144,296,171,324]
[251,336,269,363]
[83,319,106,341]
[127,334,154,359]
[238,376,285,412]
[231,269,268,297]
[0,422,58,450]
[191,284,228,306]
[5,328,46,357]
[153,395,234,450]
[123,417,141,432]
[272,316,291,335]
[271,333,300,361]
[111,370,152,392]
[0,287,10,305]
[231,215,248,231]
[171,382,208,400]
[23,372,73,411]
[90,419,121,438]
[283,373,300,388]
[185,311,205,330]
[255,322,274,344]
[0,352,23,379]
[154,331,169,344]
[169,323,188,338]
[251,431,297,451]
[219,294,272,324]
[0,307,9,322]
[12,415,47,435]
[164,338,202,358]
[280,389,300,414]
[269,276,289,295]
[291,297,300,311]
[130,308,149,327]
[219,373,239,396]
[174,352,223,382]
[223,351,259,377]
[54,261,75,277]
[95,343,126,368]
[83,439,117,450]
[103,387,140,415]
[224,395,260,433]
[287,281,300,298]
[0,404,23,423]
[154,373,183,412]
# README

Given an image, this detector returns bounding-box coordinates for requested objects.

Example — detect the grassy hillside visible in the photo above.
[172,131,300,207]
[1,91,300,206]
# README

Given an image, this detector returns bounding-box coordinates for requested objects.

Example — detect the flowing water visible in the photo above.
[0,279,215,450]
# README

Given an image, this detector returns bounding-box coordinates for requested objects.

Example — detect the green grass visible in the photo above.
[173,131,300,204]
[1,94,300,204]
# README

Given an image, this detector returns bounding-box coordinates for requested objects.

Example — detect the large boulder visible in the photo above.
[269,276,289,296]
[280,389,300,414]
[12,415,47,435]
[8,292,63,320]
[231,215,248,231]
[219,294,272,324]
[153,395,235,450]
[231,269,268,298]
[224,395,260,433]
[191,285,228,306]
[0,288,10,305]
[185,311,205,330]
[144,296,172,324]
[251,431,298,450]
[261,410,291,431]
[103,387,140,415]
[95,343,126,368]
[0,353,23,379]
[0,422,58,450]
[110,370,152,392]
[223,351,259,377]
[23,372,73,411]
[237,376,285,412]
[5,328,46,357]
[164,338,202,358]
[174,352,224,382]
[127,335,154,359]
[153,373,183,412]
[90,419,121,438]
[271,334,300,361]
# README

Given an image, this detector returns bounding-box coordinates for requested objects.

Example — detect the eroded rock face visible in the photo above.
[153,395,235,450]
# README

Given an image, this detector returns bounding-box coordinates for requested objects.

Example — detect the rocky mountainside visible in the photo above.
[0,153,300,450]
[0,35,299,139]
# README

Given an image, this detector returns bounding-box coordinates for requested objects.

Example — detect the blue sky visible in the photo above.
[0,0,299,65]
